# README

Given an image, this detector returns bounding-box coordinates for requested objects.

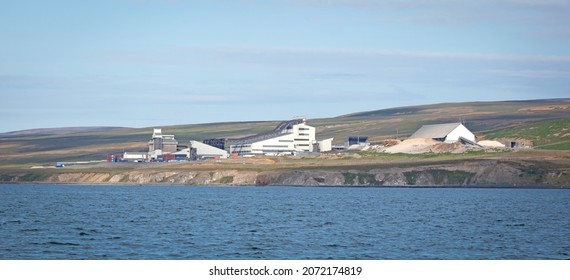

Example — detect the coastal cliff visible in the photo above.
[2,159,569,187]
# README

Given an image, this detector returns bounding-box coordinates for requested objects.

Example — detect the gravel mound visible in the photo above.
[478,140,506,148]
[384,138,439,154]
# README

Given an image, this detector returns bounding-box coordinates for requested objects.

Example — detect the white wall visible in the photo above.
[293,123,316,152]
[250,134,295,154]
[123,152,148,160]
[446,124,475,143]
[318,138,333,152]
[190,141,229,158]
[229,144,252,154]
[230,121,317,155]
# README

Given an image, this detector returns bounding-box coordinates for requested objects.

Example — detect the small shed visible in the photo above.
[345,136,369,148]
[410,123,475,143]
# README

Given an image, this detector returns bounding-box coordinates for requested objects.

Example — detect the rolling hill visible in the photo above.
[1,98,569,166]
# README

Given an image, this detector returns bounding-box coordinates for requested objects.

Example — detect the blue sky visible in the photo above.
[1,0,569,132]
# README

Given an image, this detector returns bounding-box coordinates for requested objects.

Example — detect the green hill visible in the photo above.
[1,98,569,166]
[484,119,570,150]
[313,99,570,144]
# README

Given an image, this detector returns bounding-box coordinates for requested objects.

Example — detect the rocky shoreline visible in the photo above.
[2,159,569,187]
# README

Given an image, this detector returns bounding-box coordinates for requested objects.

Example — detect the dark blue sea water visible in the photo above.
[1,184,569,260]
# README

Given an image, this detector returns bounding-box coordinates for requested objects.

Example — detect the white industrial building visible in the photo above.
[187,140,229,159]
[317,138,334,152]
[229,117,317,155]
[148,128,178,159]
[122,152,148,162]
[410,123,476,143]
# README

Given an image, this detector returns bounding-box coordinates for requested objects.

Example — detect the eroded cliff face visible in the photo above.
[4,160,569,187]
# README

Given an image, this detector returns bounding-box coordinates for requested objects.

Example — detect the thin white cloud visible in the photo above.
[129,0,182,4]
[505,0,570,5]
[472,69,570,79]
[159,94,233,102]
[200,46,570,63]
[112,89,235,103]
[288,0,570,7]
[287,0,570,32]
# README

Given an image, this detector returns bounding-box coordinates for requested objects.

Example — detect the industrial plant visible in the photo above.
[107,117,334,163]
[105,117,526,163]
[227,117,333,155]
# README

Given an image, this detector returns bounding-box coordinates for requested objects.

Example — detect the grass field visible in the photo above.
[1,98,569,166]
[484,119,570,149]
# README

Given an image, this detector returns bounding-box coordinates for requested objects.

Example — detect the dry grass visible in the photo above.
[2,99,569,166]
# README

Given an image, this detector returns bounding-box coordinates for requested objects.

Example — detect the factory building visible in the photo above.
[410,123,475,143]
[229,117,317,155]
[109,121,329,162]
[148,128,178,159]
[186,140,229,159]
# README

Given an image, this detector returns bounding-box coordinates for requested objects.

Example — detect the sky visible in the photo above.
[1,0,569,132]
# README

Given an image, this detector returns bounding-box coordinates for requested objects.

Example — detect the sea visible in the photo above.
[0,184,569,260]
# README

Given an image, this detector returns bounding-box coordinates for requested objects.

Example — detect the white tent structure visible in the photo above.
[410,123,475,143]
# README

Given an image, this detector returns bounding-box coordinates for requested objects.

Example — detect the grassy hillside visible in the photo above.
[312,99,570,144]
[1,98,569,166]
[484,119,570,150]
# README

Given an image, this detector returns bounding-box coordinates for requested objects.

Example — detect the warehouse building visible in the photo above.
[229,117,317,155]
[187,140,229,159]
[410,123,476,143]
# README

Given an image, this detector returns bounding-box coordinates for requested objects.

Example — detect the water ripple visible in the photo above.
[1,184,569,259]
